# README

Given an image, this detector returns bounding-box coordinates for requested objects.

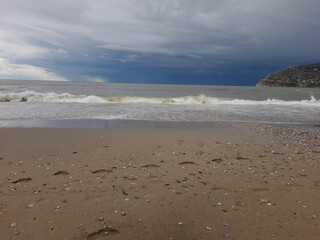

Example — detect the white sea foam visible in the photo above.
[0,91,107,103]
[0,91,319,106]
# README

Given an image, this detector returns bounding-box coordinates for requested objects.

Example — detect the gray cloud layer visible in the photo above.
[0,0,319,83]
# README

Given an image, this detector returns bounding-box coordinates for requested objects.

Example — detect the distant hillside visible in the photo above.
[257,63,320,88]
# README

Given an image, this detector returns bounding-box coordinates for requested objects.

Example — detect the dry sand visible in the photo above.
[0,123,319,240]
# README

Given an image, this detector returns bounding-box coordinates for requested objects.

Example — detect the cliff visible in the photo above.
[257,63,320,87]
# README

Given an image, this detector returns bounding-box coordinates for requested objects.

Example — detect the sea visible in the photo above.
[0,80,319,127]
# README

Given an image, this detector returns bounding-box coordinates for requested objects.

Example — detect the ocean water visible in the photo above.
[0,80,319,125]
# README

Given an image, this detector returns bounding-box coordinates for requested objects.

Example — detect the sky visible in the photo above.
[0,0,319,86]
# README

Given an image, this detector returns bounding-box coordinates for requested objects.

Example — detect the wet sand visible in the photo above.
[0,123,319,240]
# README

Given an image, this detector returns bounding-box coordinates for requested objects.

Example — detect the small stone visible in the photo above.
[224,224,229,227]
[178,222,183,226]
[121,211,126,216]
[10,223,17,228]
[14,232,20,236]
[56,205,61,209]
[217,202,222,206]
[62,199,67,203]
[28,203,35,208]
[50,226,55,231]
[206,226,212,231]
[260,199,269,204]
[98,217,104,221]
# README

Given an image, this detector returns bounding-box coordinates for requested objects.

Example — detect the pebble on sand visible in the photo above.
[10,223,17,227]
[28,203,35,208]
[260,199,269,204]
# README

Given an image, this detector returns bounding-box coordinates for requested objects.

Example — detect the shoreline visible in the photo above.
[0,123,319,239]
[0,119,319,129]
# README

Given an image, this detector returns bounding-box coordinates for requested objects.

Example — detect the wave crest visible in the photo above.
[0,91,319,106]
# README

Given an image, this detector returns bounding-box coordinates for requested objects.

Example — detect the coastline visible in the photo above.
[0,122,319,239]
[0,118,319,129]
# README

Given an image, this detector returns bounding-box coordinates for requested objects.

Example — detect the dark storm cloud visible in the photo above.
[0,0,319,84]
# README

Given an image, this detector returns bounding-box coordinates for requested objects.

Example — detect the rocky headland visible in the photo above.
[257,63,320,87]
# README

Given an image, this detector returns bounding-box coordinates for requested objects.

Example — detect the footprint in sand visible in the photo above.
[235,156,251,160]
[12,178,32,183]
[178,161,196,165]
[91,169,112,174]
[86,227,119,240]
[141,164,159,168]
[211,158,223,163]
[252,188,269,192]
[53,170,69,176]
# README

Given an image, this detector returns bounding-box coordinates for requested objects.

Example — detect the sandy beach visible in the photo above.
[0,122,319,240]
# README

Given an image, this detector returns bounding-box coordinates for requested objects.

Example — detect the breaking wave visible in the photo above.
[0,91,319,106]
